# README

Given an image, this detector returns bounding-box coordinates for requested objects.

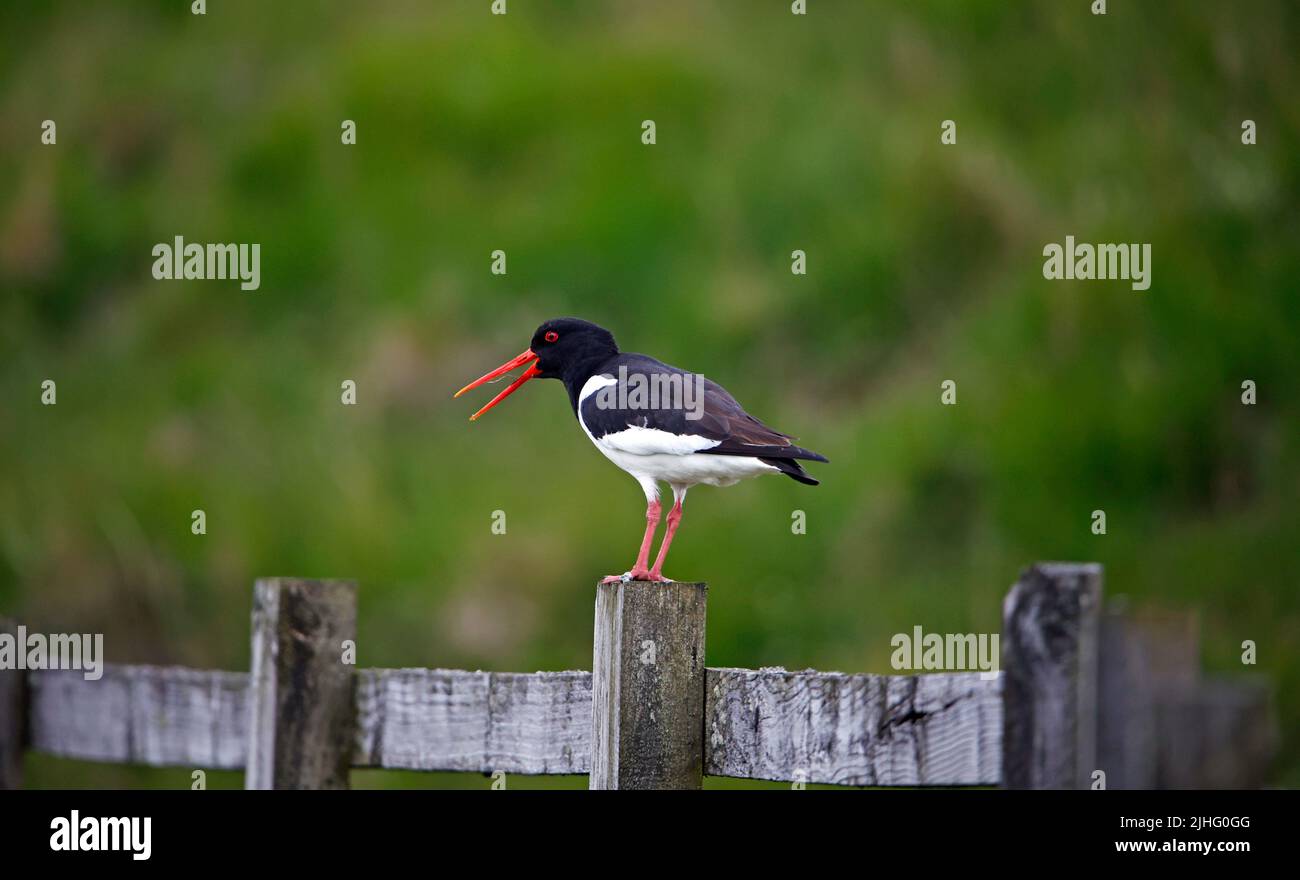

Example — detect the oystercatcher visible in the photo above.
[455,318,827,583]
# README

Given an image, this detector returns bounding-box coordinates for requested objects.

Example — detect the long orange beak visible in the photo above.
[454,349,541,421]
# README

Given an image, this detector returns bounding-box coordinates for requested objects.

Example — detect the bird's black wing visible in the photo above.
[579,353,827,463]
[692,378,828,462]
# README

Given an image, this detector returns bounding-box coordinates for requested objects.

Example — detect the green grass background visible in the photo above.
[1,1,1296,788]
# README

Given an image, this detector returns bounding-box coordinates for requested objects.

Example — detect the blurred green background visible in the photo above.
[1,1,1296,789]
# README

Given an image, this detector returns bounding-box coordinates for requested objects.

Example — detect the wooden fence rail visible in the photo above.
[0,564,1277,789]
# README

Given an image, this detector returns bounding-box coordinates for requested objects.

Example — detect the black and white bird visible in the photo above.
[455,318,827,583]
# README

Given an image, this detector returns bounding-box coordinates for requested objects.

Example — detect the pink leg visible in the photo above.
[601,499,661,584]
[647,497,684,582]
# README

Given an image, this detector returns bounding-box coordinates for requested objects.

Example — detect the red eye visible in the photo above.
[544,331,559,343]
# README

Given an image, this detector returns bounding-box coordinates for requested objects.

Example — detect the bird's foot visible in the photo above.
[600,568,672,585]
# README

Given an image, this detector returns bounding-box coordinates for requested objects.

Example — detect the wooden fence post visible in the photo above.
[590,580,706,790]
[0,618,25,789]
[1097,606,1199,789]
[245,578,357,790]
[1095,604,1158,789]
[1002,563,1102,789]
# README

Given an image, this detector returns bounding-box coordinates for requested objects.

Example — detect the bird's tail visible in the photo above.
[760,456,820,485]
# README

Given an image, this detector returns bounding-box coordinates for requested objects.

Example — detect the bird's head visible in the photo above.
[455,318,618,420]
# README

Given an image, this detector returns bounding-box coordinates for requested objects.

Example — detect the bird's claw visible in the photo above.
[600,571,673,585]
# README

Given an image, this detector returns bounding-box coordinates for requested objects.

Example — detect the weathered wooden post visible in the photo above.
[1001,562,1102,789]
[0,618,25,789]
[245,578,358,790]
[1097,606,1199,789]
[590,580,706,789]
[1095,604,1159,789]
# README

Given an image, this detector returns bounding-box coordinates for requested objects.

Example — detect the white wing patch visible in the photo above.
[578,373,618,401]
[597,424,720,456]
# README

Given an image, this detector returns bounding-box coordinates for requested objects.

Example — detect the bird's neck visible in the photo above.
[560,351,618,415]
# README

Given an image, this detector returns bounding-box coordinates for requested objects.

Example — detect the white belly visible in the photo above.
[593,444,777,487]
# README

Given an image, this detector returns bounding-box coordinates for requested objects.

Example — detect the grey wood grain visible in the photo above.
[706,667,1003,786]
[0,619,27,788]
[352,668,591,774]
[26,663,1004,785]
[245,578,357,790]
[25,665,595,775]
[1001,562,1102,789]
[27,664,248,769]
[591,580,707,789]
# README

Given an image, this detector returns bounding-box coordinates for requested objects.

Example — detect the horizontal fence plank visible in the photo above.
[27,665,595,777]
[28,665,249,770]
[705,667,1003,786]
[353,668,592,775]
[28,663,1003,786]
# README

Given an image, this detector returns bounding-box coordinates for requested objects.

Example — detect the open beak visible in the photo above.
[454,349,540,421]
